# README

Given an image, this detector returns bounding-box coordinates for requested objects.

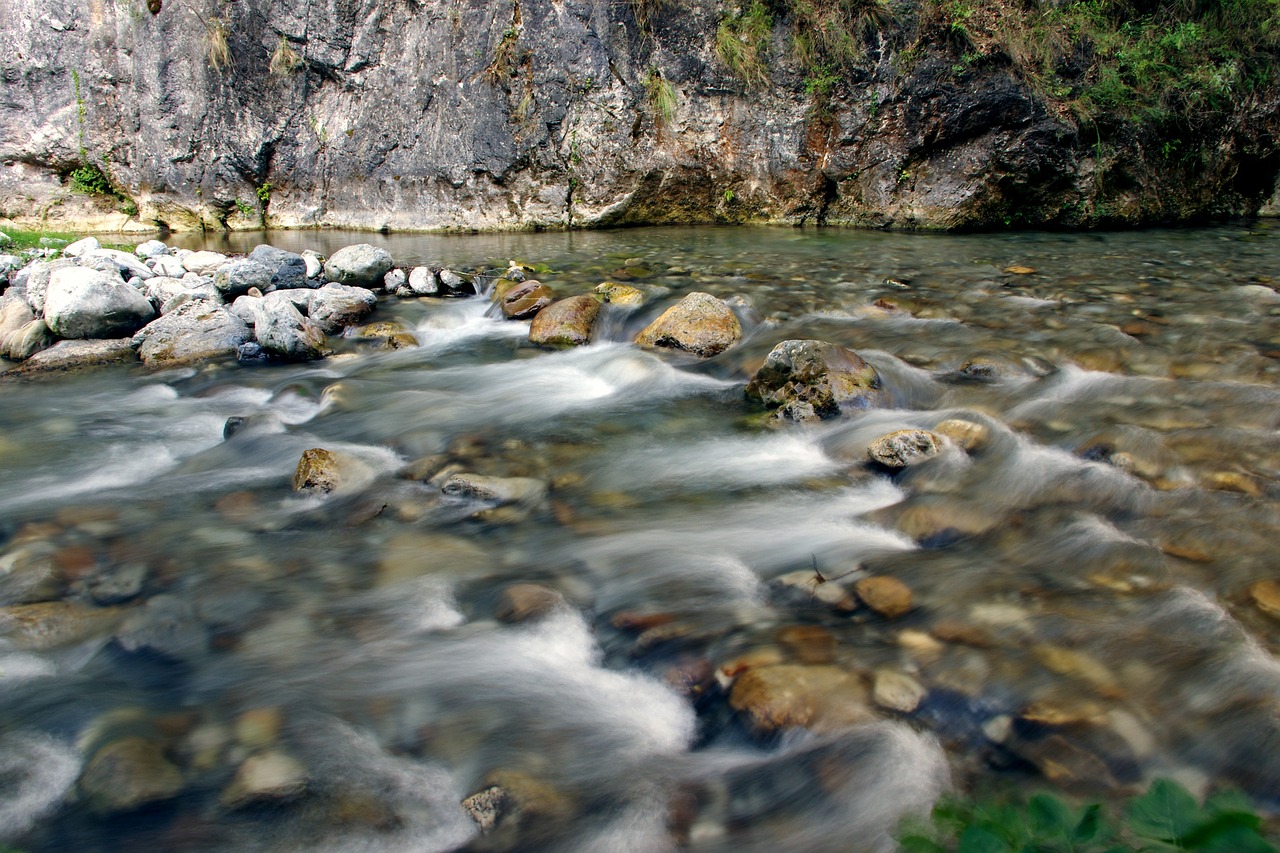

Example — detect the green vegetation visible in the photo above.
[234,198,255,217]
[256,182,272,205]
[269,36,301,76]
[898,778,1278,853]
[716,0,774,86]
[645,67,677,125]
[0,228,78,251]
[68,164,113,197]
[921,0,1280,134]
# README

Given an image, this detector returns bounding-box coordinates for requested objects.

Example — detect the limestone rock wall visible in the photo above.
[0,0,1275,232]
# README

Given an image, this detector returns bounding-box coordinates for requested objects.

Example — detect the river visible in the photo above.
[1,223,1278,851]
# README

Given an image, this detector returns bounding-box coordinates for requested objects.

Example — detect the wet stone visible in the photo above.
[529,295,601,347]
[78,736,185,814]
[745,339,880,422]
[872,669,926,713]
[854,576,913,618]
[495,583,566,623]
[867,430,941,469]
[500,280,555,320]
[776,624,838,664]
[220,750,307,808]
[634,291,742,358]
[594,281,645,306]
[728,664,876,735]
[934,418,990,452]
[1249,579,1280,619]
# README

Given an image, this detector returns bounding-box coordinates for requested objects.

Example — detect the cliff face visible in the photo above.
[0,0,1277,233]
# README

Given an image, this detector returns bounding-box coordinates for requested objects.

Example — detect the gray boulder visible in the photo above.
[323,244,393,288]
[17,338,135,371]
[248,245,309,291]
[62,236,100,258]
[83,249,154,281]
[252,297,327,361]
[149,255,186,277]
[182,251,228,276]
[131,300,251,367]
[214,260,274,298]
[406,266,440,296]
[134,240,169,259]
[0,295,34,350]
[0,254,21,281]
[5,318,52,360]
[308,283,377,333]
[301,250,323,279]
[383,268,406,293]
[44,267,156,339]
[23,259,79,314]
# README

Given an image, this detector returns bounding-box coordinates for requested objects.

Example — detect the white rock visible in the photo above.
[62,237,101,258]
[301,250,323,279]
[83,248,154,280]
[134,240,169,259]
[407,266,440,296]
[150,255,186,277]
[44,267,156,339]
[182,251,228,276]
[323,244,393,288]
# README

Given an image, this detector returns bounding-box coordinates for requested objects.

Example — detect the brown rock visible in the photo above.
[594,282,644,306]
[529,295,601,348]
[854,576,913,618]
[1250,579,1280,619]
[872,669,926,713]
[867,429,940,469]
[729,664,875,734]
[634,291,741,358]
[495,584,566,623]
[500,281,555,320]
[934,418,989,452]
[745,339,881,422]
[0,601,124,650]
[776,624,837,664]
[1004,265,1036,275]
[291,447,373,494]
[78,736,185,814]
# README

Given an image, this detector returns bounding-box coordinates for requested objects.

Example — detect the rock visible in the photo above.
[44,267,156,339]
[248,245,308,291]
[308,283,378,333]
[872,669,926,713]
[234,707,284,749]
[220,750,307,808]
[293,448,347,494]
[1004,265,1036,275]
[745,340,881,421]
[0,296,35,349]
[441,473,548,507]
[529,295,601,347]
[0,254,21,281]
[854,576,913,618]
[934,418,989,452]
[768,569,858,612]
[495,583,566,623]
[181,251,228,276]
[0,230,10,247]
[438,269,476,296]
[324,244,393,288]
[1249,580,1280,619]
[83,248,154,281]
[213,259,274,297]
[463,785,510,833]
[18,339,136,372]
[867,429,941,469]
[377,532,489,585]
[595,281,644,306]
[301,250,324,280]
[22,259,78,314]
[635,291,741,358]
[135,240,169,259]
[500,280,555,320]
[0,601,124,650]
[406,266,440,296]
[253,297,327,360]
[383,268,406,292]
[78,736,184,814]
[776,624,837,664]
[85,563,148,605]
[63,236,101,258]
[149,255,185,277]
[728,664,875,734]
[5,318,54,360]
[462,770,574,848]
[131,300,251,367]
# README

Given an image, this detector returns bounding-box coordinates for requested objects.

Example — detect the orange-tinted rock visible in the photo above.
[854,576,913,618]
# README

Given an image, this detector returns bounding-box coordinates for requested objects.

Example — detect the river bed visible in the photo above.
[2,223,1279,851]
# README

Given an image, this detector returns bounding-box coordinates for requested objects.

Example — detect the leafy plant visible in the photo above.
[256,182,272,204]
[897,778,1278,853]
[234,198,255,217]
[68,164,114,196]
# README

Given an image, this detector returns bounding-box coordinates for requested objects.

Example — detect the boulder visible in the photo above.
[252,297,327,361]
[63,236,101,258]
[872,669,927,713]
[728,664,876,734]
[529,295,600,347]
[500,280,555,320]
[134,240,169,259]
[181,251,228,276]
[383,269,406,293]
[438,268,476,296]
[324,244,393,288]
[248,245,308,291]
[595,281,645,306]
[867,429,941,469]
[213,259,274,297]
[406,266,440,296]
[308,283,378,333]
[301,250,324,279]
[44,267,156,339]
[292,447,373,494]
[150,255,186,277]
[745,340,881,421]
[0,296,35,349]
[5,319,54,360]
[83,248,154,281]
[441,473,548,507]
[0,254,22,281]
[18,339,136,371]
[635,291,741,358]
[23,258,79,313]
[131,301,251,367]
[78,736,184,814]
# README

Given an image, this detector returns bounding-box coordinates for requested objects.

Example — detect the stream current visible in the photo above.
[1,223,1279,851]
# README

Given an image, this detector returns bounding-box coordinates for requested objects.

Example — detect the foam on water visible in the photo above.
[0,733,79,842]
[412,297,530,354]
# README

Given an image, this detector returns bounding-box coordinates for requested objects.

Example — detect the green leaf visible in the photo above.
[1126,778,1202,842]
[897,833,949,853]
[957,825,1014,853]
[1073,803,1106,843]
[1028,793,1076,839]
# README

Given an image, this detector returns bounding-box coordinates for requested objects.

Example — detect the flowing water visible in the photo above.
[1,223,1279,851]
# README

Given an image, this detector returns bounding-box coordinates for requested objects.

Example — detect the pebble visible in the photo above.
[854,576,913,618]
[872,669,926,713]
[220,750,307,808]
